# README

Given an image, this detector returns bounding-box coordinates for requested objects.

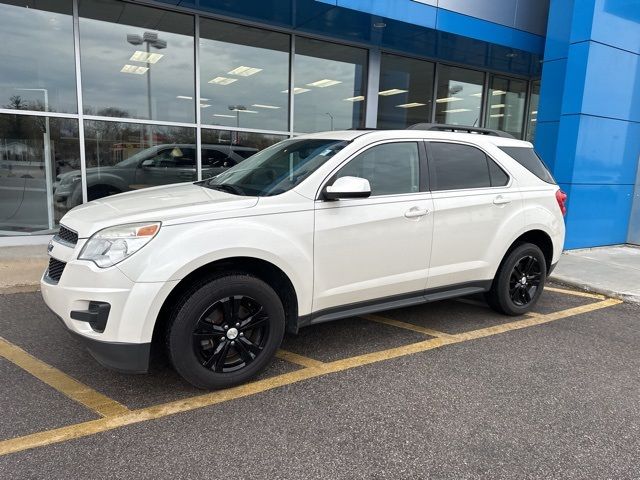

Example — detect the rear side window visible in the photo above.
[428,142,508,191]
[499,146,556,184]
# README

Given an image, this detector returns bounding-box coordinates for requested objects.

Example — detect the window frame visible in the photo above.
[424,140,512,193]
[316,139,429,201]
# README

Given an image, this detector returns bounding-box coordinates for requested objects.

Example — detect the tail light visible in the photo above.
[555,189,567,216]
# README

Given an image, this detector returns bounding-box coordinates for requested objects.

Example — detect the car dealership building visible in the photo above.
[0,0,638,248]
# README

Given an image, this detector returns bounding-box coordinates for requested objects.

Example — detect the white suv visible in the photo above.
[42,125,566,389]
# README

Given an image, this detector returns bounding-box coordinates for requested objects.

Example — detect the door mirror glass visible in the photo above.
[324,176,371,200]
[140,159,154,168]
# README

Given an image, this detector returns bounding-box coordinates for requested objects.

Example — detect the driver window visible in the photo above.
[336,142,420,196]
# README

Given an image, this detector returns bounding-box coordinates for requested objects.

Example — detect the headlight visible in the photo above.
[78,222,161,268]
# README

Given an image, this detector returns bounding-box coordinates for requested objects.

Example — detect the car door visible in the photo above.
[313,140,434,313]
[425,140,523,289]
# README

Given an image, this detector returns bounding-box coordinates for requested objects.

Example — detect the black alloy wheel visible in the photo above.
[193,295,269,373]
[508,255,542,306]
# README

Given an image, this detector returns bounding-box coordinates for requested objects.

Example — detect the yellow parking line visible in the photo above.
[0,297,622,457]
[362,314,455,339]
[545,286,605,300]
[0,337,129,418]
[276,349,324,368]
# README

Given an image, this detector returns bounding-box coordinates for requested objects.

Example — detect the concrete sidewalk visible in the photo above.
[550,245,640,303]
[1,243,639,303]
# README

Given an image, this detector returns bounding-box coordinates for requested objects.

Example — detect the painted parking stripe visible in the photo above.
[0,337,129,418]
[275,349,325,368]
[362,314,455,338]
[0,297,621,457]
[544,286,605,300]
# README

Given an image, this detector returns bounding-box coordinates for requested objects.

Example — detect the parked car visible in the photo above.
[53,143,257,208]
[42,124,566,389]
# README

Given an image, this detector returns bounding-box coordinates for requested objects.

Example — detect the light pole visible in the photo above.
[228,105,247,128]
[325,112,334,131]
[127,32,167,121]
[16,88,54,230]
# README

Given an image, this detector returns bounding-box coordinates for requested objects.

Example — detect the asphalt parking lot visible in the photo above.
[1,284,639,479]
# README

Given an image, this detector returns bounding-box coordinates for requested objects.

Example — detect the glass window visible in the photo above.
[202,138,347,196]
[293,37,367,133]
[377,54,434,129]
[337,142,420,196]
[526,80,540,142]
[0,1,77,113]
[488,159,509,187]
[435,65,484,127]
[82,120,196,202]
[79,0,195,123]
[486,75,527,139]
[499,146,555,184]
[200,129,288,180]
[428,142,491,191]
[200,19,289,131]
[0,114,79,234]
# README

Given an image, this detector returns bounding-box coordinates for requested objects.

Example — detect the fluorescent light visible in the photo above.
[209,77,237,85]
[491,104,506,109]
[200,104,211,108]
[213,114,235,118]
[379,88,408,96]
[306,79,342,88]
[130,51,164,64]
[282,87,310,94]
[120,64,148,75]
[228,65,263,76]
[469,92,482,97]
[229,108,258,113]
[252,104,280,109]
[442,108,471,113]
[176,95,193,100]
[490,113,505,118]
[343,96,365,102]
[531,110,538,114]
[492,90,506,96]
[397,102,426,108]
[435,97,463,103]
[531,118,537,122]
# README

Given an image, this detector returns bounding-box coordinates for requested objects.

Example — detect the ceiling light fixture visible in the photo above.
[491,104,506,109]
[397,102,426,108]
[213,114,235,118]
[228,66,263,76]
[492,90,506,96]
[209,77,237,85]
[379,88,408,96]
[200,104,211,108]
[306,79,342,88]
[373,22,386,28]
[436,97,463,103]
[176,95,193,100]
[130,51,164,64]
[120,64,148,75]
[344,96,365,102]
[442,108,471,113]
[490,113,505,118]
[282,87,311,94]
[252,104,280,109]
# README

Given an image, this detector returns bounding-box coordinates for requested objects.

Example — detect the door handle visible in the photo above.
[493,195,512,205]
[404,207,430,218]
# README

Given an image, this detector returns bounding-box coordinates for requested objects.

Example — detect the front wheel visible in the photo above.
[485,243,547,316]
[166,274,285,389]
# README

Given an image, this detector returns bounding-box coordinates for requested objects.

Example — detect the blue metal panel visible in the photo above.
[435,8,545,54]
[563,41,640,122]
[543,0,575,60]
[537,58,567,123]
[562,183,635,248]
[534,120,560,171]
[438,0,517,28]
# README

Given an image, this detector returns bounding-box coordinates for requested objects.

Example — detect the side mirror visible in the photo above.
[140,159,154,168]
[324,176,371,200]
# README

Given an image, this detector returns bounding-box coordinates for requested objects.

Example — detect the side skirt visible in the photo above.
[297,280,492,330]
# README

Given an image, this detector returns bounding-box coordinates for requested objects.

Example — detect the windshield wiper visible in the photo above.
[204,183,245,196]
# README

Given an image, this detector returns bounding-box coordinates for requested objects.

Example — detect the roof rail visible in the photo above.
[406,123,516,139]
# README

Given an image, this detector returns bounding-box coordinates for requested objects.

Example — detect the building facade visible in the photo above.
[0,0,638,248]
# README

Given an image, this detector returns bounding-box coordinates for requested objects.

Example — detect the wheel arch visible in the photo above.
[152,256,300,348]
[503,229,554,273]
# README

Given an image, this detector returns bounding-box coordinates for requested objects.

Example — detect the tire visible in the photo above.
[166,274,285,389]
[485,243,547,316]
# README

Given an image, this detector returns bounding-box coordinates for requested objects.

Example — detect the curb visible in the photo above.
[550,275,640,305]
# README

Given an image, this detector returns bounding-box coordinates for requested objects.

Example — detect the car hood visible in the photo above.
[60,182,258,238]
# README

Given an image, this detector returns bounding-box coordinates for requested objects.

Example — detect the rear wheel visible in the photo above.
[166,274,285,389]
[485,243,547,316]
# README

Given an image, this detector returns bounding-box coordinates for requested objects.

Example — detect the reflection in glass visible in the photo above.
[0,114,79,234]
[377,54,434,129]
[200,129,288,180]
[294,37,367,133]
[200,19,289,131]
[435,65,484,127]
[0,1,77,113]
[526,80,540,142]
[486,76,527,139]
[79,120,195,203]
[79,0,195,123]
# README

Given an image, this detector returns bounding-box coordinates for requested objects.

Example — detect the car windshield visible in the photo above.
[198,138,349,197]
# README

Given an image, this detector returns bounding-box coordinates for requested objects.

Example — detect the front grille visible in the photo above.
[47,258,66,283]
[56,225,78,246]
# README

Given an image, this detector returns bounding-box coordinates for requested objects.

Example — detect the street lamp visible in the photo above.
[228,105,247,128]
[127,32,167,121]
[325,112,334,131]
